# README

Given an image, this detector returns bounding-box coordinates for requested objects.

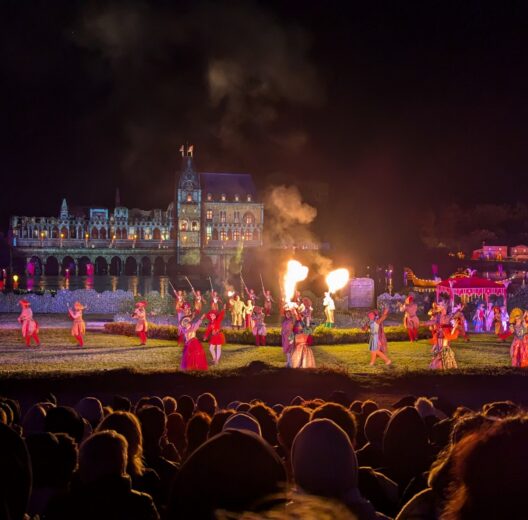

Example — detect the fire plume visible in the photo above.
[283,259,309,302]
[326,268,350,293]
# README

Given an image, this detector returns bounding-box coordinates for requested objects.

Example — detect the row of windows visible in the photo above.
[205,228,258,242]
[185,193,253,202]
[205,210,255,224]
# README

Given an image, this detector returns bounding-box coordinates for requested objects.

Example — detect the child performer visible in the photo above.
[243,298,254,330]
[179,315,208,371]
[508,308,528,367]
[68,301,86,347]
[367,307,392,366]
[133,301,148,346]
[290,320,316,368]
[17,299,40,347]
[204,307,226,365]
[252,306,267,346]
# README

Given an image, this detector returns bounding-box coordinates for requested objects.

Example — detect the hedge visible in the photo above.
[103,322,431,346]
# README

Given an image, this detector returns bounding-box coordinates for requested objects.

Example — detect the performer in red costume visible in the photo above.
[204,306,226,365]
[210,291,222,312]
[17,300,40,347]
[68,301,86,347]
[399,295,420,341]
[173,290,186,315]
[252,306,267,346]
[263,290,274,316]
[133,301,148,345]
[179,315,208,371]
[193,290,203,313]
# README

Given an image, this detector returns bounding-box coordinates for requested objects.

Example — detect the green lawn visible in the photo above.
[0,329,513,377]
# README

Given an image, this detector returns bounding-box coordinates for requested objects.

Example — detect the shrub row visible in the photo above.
[103,322,431,346]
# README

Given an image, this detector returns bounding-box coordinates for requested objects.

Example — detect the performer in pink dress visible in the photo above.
[133,301,148,345]
[281,308,295,367]
[68,301,86,347]
[290,320,316,368]
[17,300,40,347]
[204,307,226,365]
[508,308,528,367]
[179,315,208,371]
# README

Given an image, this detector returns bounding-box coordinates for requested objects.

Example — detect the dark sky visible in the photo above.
[2,0,528,264]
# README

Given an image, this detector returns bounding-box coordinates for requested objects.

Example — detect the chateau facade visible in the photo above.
[9,148,264,277]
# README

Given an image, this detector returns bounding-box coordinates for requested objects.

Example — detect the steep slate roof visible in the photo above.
[199,173,257,198]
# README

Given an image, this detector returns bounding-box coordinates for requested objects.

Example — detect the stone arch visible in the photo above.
[125,257,138,276]
[62,256,76,275]
[45,256,60,276]
[110,256,122,276]
[51,226,60,238]
[94,256,108,275]
[153,228,161,240]
[91,227,99,239]
[167,256,178,275]
[99,227,107,240]
[60,226,68,238]
[153,257,165,275]
[140,256,152,276]
[77,256,92,276]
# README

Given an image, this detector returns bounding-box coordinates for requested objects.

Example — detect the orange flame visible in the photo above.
[326,268,350,293]
[284,259,309,302]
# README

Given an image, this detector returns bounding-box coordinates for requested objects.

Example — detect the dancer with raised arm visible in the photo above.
[68,301,86,347]
[367,307,392,366]
[399,295,420,342]
[204,306,226,365]
[17,300,40,347]
[179,314,208,371]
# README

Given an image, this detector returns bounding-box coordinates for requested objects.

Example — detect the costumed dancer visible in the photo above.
[472,303,485,332]
[399,295,420,342]
[452,304,470,342]
[501,306,509,333]
[17,300,40,347]
[493,306,503,335]
[367,307,392,366]
[323,291,335,328]
[210,291,222,312]
[204,306,226,365]
[428,304,458,369]
[231,294,244,329]
[68,301,86,347]
[281,308,295,367]
[133,301,148,346]
[173,290,186,317]
[484,302,494,332]
[179,315,208,371]
[252,306,267,346]
[243,298,254,330]
[508,308,528,367]
[245,287,257,305]
[290,320,316,368]
[263,290,274,316]
[193,290,203,314]
[300,297,313,328]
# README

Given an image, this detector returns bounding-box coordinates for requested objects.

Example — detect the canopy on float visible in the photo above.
[435,276,507,304]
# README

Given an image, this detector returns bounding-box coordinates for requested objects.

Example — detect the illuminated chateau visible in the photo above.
[9,147,264,276]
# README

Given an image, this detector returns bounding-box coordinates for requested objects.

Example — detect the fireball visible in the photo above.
[283,259,309,302]
[326,268,350,293]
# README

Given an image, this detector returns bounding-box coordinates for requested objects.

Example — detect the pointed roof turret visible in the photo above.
[60,198,69,219]
[178,144,199,190]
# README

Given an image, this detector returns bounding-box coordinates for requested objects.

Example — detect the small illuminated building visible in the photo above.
[471,245,508,261]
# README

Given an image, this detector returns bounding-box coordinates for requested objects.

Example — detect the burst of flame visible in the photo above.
[227,290,234,297]
[283,259,309,302]
[326,268,350,293]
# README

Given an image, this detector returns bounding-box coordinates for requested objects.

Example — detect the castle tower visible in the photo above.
[176,144,201,265]
[59,198,69,220]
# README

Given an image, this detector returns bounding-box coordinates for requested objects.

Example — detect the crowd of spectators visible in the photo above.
[0,390,526,519]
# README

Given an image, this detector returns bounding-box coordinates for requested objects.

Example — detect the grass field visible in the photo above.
[0,329,513,377]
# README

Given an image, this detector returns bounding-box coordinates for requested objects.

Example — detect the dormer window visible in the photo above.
[186,193,192,202]
[207,193,212,201]
[234,194,239,202]
[221,193,226,201]
[247,194,252,202]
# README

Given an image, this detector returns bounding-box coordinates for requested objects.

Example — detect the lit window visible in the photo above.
[207,193,212,201]
[206,210,213,220]
[247,194,252,202]
[244,212,255,225]
[220,211,226,224]
[234,194,239,201]
[233,229,241,241]
[180,220,188,231]
[191,220,199,231]
[244,230,253,241]
[206,225,212,240]
[220,230,227,241]
[221,193,226,201]
[234,211,240,223]
[186,193,192,202]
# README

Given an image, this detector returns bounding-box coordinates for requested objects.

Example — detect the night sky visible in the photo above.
[3,1,528,266]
